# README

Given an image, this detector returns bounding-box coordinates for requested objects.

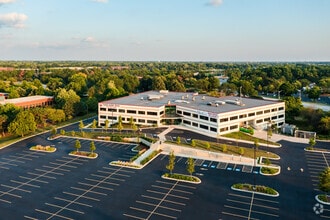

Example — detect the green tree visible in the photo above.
[186,157,195,176]
[319,116,330,135]
[46,109,66,123]
[166,150,176,174]
[8,111,36,137]
[239,147,244,155]
[309,137,316,149]
[0,114,8,136]
[205,141,210,150]
[319,167,330,202]
[71,130,75,136]
[152,76,166,90]
[307,86,321,101]
[79,120,84,132]
[104,119,109,132]
[60,129,65,135]
[191,139,196,147]
[51,127,57,136]
[55,88,81,119]
[176,136,181,144]
[90,141,96,154]
[91,119,97,131]
[222,144,227,153]
[74,139,81,152]
[117,116,123,133]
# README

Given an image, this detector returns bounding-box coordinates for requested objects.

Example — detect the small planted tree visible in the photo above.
[90,141,96,155]
[239,147,244,155]
[166,150,176,174]
[51,127,57,136]
[60,129,65,135]
[104,119,109,133]
[117,116,123,133]
[309,137,316,150]
[205,141,210,150]
[71,130,75,137]
[75,139,81,152]
[187,157,195,176]
[191,139,196,147]
[79,120,84,132]
[222,144,227,153]
[319,167,330,202]
[176,136,181,144]
[91,119,97,131]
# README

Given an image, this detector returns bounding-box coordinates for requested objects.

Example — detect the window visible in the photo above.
[239,114,247,119]
[199,124,208,130]
[256,111,263,115]
[147,120,157,124]
[229,125,237,130]
[138,111,145,115]
[183,111,191,116]
[183,120,191,125]
[100,108,106,111]
[119,109,125,113]
[278,114,284,118]
[108,108,116,112]
[147,111,157,116]
[278,122,284,126]
[210,127,217,132]
[200,115,209,121]
[279,107,284,111]
[220,118,228,122]
[210,118,217,123]
[264,118,270,122]
[100,115,106,119]
[248,112,255,117]
[160,111,164,115]
[193,114,198,118]
[256,119,263,123]
[264,109,270,113]
[127,110,137,114]
[177,110,182,114]
[271,108,277,112]
[138,119,145,123]
[220,127,228,132]
[192,122,198,127]
[271,116,277,120]
[230,116,238,121]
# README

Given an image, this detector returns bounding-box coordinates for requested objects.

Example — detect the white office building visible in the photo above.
[98,90,285,135]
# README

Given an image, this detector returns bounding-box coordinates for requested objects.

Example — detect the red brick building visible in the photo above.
[0,95,54,109]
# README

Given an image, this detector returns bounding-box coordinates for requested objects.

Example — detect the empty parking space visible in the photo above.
[0,156,88,204]
[221,191,280,220]
[25,166,135,220]
[305,151,330,191]
[124,179,197,220]
[0,150,45,170]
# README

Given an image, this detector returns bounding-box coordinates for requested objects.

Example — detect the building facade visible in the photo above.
[0,95,54,109]
[98,90,285,135]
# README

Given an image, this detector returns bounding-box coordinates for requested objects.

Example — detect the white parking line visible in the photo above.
[322,152,329,167]
[222,211,259,220]
[63,192,100,201]
[248,193,255,220]
[49,162,77,168]
[84,178,119,186]
[19,176,48,184]
[45,202,85,214]
[35,169,64,176]
[136,200,182,212]
[70,187,108,196]
[144,193,186,206]
[1,184,31,193]
[78,182,114,191]
[28,172,56,179]
[54,197,92,207]
[10,180,40,188]
[97,170,130,177]
[42,165,70,172]
[35,209,73,220]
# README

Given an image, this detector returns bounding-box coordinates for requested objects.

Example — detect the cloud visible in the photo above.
[0,0,16,5]
[206,0,223,7]
[82,36,96,43]
[91,0,108,3]
[0,13,28,28]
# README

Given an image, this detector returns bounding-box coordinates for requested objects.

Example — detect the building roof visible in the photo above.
[100,91,283,114]
[0,95,53,105]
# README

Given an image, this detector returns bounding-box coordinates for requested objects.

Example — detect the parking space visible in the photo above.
[25,166,135,220]
[124,179,197,219]
[305,151,330,191]
[159,155,260,175]
[0,156,88,205]
[221,191,280,220]
[0,150,45,170]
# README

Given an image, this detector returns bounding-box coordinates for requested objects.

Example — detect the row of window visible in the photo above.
[100,114,157,124]
[100,107,161,116]
[255,114,284,124]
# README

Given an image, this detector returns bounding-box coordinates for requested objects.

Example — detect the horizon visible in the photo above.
[0,0,329,61]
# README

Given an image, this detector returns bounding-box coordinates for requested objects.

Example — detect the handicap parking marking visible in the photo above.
[234,165,243,172]
[226,164,235,171]
[194,159,204,166]
[242,165,253,173]
[217,162,228,169]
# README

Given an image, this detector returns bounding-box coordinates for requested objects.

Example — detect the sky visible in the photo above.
[0,0,329,61]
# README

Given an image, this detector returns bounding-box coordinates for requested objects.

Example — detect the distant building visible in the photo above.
[98,90,285,135]
[215,75,229,85]
[0,95,54,109]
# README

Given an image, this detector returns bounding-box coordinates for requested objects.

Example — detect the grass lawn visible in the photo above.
[223,131,281,146]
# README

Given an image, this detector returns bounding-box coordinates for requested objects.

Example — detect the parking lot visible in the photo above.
[0,132,329,219]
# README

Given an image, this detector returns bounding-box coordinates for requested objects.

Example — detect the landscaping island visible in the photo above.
[232,183,279,197]
[162,173,201,184]
[69,151,98,159]
[30,145,56,153]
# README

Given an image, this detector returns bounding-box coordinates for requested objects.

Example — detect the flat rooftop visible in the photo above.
[0,95,53,105]
[100,91,283,114]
